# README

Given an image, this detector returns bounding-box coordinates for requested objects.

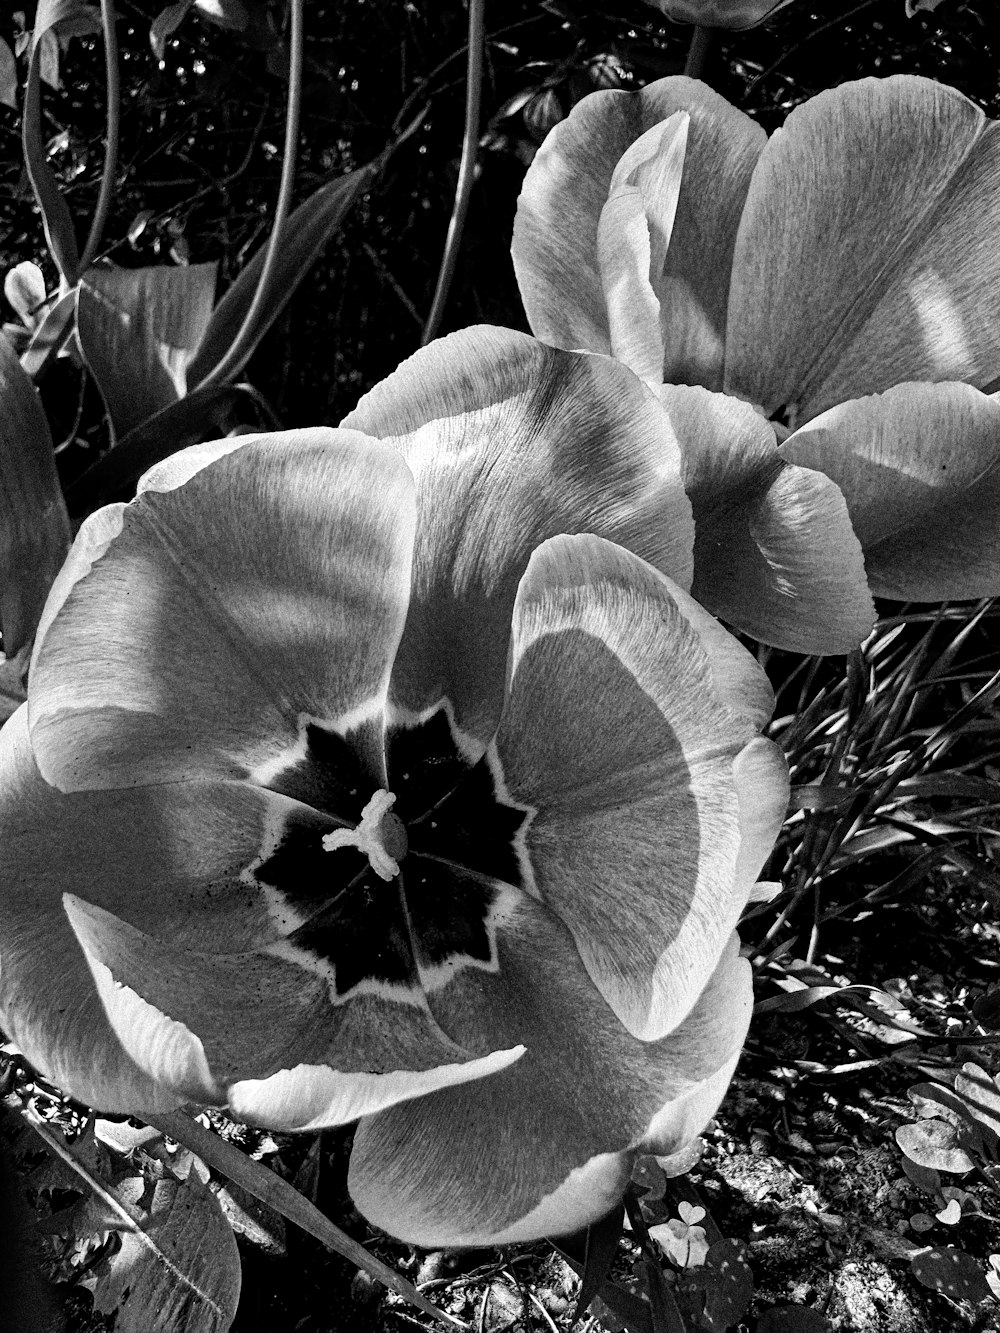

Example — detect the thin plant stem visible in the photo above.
[683,25,713,80]
[195,0,305,390]
[421,0,485,346]
[744,0,878,100]
[80,0,120,272]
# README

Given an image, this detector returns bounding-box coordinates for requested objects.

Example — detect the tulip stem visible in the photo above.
[682,25,713,81]
[194,0,304,390]
[421,0,486,346]
[80,0,120,272]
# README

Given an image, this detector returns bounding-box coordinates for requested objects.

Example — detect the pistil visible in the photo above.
[322,790,407,882]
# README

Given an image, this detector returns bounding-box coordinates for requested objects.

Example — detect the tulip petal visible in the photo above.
[781,381,1000,600]
[227,1044,525,1134]
[492,533,785,1041]
[349,910,751,1246]
[0,710,522,1115]
[0,707,187,1113]
[62,894,222,1104]
[513,77,765,390]
[64,893,528,1130]
[648,0,796,23]
[597,185,665,387]
[726,76,1000,423]
[662,384,875,652]
[28,430,417,793]
[597,115,689,385]
[342,327,693,748]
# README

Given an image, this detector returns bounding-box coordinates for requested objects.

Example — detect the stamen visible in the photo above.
[322,790,402,882]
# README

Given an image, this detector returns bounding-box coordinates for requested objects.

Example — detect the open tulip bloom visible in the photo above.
[0,328,788,1246]
[514,74,1000,654]
[639,0,796,27]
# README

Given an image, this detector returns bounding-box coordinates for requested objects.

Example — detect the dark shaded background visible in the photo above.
[1,0,997,455]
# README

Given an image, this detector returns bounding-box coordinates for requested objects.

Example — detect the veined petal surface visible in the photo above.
[342,327,693,748]
[494,534,787,1040]
[0,707,522,1118]
[662,384,874,651]
[349,907,752,1246]
[513,78,765,390]
[0,707,192,1112]
[781,381,1000,600]
[28,430,417,792]
[726,76,1000,424]
[597,116,689,386]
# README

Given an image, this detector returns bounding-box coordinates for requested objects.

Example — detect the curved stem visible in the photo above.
[195,0,304,390]
[80,0,120,271]
[420,0,485,347]
[682,24,713,81]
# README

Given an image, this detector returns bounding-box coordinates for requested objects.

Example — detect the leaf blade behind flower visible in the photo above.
[76,263,218,441]
[147,1111,466,1331]
[186,162,380,389]
[0,331,70,656]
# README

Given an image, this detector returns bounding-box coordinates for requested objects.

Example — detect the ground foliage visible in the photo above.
[3,0,1000,1330]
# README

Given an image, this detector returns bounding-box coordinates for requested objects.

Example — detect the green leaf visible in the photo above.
[588,1285,654,1333]
[910,1247,993,1304]
[972,987,1000,1029]
[20,4,101,281]
[756,1308,832,1333]
[38,28,60,89]
[896,1120,976,1175]
[19,285,76,380]
[0,648,28,722]
[787,783,856,811]
[22,44,79,281]
[683,1239,752,1333]
[36,1176,146,1237]
[553,1232,654,1333]
[150,0,194,59]
[0,329,70,655]
[908,1082,971,1127]
[0,37,17,110]
[147,1110,462,1331]
[76,263,217,440]
[900,1156,943,1199]
[64,382,248,515]
[193,0,249,30]
[954,1064,1000,1145]
[88,1175,241,1333]
[30,0,102,55]
[186,161,380,387]
[569,1200,626,1323]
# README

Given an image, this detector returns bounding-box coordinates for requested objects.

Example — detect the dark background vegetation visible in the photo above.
[1,0,998,444]
[3,2,1000,1331]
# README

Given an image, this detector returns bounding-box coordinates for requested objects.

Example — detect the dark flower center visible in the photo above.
[252,709,529,998]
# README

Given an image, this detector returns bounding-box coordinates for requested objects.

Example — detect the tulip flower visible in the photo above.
[0,327,788,1245]
[513,75,1000,650]
[640,0,794,26]
[640,0,946,26]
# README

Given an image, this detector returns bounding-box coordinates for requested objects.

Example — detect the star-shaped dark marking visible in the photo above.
[252,706,528,997]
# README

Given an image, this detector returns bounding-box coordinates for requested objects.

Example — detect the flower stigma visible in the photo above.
[322,789,407,882]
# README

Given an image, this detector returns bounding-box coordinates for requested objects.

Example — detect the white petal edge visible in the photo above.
[228,1045,527,1133]
[63,892,222,1106]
